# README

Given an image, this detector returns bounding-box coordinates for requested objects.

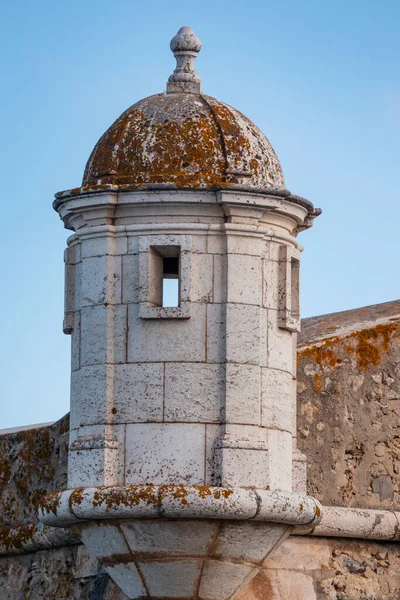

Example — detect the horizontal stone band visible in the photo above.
[38,485,322,528]
[0,522,79,556]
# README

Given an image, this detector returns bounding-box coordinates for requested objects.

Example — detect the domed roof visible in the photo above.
[83,93,285,190]
[82,27,285,193]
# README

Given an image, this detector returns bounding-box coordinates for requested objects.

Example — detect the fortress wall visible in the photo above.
[1,534,400,599]
[2,302,400,599]
[297,301,400,511]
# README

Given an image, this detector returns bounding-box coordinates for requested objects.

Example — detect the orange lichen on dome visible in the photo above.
[82,93,285,192]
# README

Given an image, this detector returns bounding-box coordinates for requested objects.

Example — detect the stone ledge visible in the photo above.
[38,485,322,529]
[4,504,400,558]
[298,505,400,541]
[0,521,79,556]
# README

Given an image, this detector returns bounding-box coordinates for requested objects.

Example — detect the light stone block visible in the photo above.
[68,424,125,487]
[213,254,226,303]
[225,363,261,425]
[65,242,81,264]
[205,424,220,486]
[81,305,127,366]
[259,306,268,367]
[226,303,264,365]
[121,254,140,304]
[71,311,81,372]
[206,303,226,363]
[223,423,268,443]
[125,423,205,485]
[263,256,279,309]
[113,363,164,423]
[128,303,206,362]
[102,562,147,599]
[74,544,100,578]
[207,233,226,254]
[227,254,261,306]
[80,524,129,559]
[215,432,269,488]
[262,368,293,432]
[199,560,255,600]
[69,424,125,486]
[81,255,122,307]
[81,234,128,258]
[267,309,294,374]
[191,253,213,303]
[68,444,119,488]
[268,240,285,262]
[213,522,288,564]
[70,365,113,428]
[127,235,139,255]
[121,520,218,556]
[266,429,293,491]
[64,260,81,333]
[191,233,208,253]
[64,261,76,328]
[226,232,265,256]
[164,363,224,423]
[215,445,269,488]
[140,560,202,598]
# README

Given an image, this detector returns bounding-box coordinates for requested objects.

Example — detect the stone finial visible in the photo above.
[167,26,202,94]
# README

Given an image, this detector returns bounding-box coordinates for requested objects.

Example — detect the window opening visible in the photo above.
[162,256,179,307]
[148,245,180,308]
[290,257,300,321]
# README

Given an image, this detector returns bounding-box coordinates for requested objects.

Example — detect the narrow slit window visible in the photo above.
[148,245,180,308]
[290,257,300,321]
[162,256,180,307]
[278,245,300,332]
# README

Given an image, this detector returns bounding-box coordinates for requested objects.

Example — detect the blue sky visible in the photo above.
[1,0,399,428]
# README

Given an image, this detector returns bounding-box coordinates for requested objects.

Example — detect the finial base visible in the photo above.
[166,81,201,94]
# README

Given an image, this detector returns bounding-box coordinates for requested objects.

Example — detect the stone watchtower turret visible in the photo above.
[39,27,322,600]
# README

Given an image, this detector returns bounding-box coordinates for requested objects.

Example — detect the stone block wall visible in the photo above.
[64,193,302,493]
[236,536,400,600]
[2,533,400,599]
[0,415,69,529]
[2,300,400,598]
[297,300,400,511]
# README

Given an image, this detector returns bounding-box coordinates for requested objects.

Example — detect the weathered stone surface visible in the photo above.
[127,302,206,362]
[297,300,400,510]
[81,93,286,193]
[112,363,164,423]
[2,535,400,600]
[80,255,122,307]
[164,363,224,423]
[0,416,69,528]
[81,305,127,366]
[235,536,400,600]
[125,423,206,485]
[0,545,129,600]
